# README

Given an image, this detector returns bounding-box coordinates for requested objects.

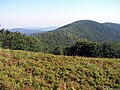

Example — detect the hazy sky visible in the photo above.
[0,0,120,28]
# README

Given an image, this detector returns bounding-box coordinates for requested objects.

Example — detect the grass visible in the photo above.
[0,48,120,90]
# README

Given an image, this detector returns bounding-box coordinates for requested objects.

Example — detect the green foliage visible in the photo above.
[64,40,120,58]
[52,47,64,55]
[104,22,120,33]
[100,42,120,58]
[0,42,2,48]
[0,49,120,89]
[65,39,99,57]
[32,20,120,53]
[0,29,39,52]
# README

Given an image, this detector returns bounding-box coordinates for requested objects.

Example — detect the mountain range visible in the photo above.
[9,26,59,35]
[31,20,120,52]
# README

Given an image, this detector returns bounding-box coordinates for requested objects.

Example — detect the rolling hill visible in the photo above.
[0,48,120,89]
[32,20,120,52]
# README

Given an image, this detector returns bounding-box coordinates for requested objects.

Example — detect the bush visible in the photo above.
[64,40,120,58]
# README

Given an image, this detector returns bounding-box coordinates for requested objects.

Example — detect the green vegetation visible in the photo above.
[1,20,120,58]
[32,20,120,53]
[63,40,120,58]
[0,29,39,52]
[0,48,120,90]
[103,22,120,33]
[0,20,120,90]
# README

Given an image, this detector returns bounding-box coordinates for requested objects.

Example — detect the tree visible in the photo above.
[63,40,120,58]
[100,42,120,58]
[65,40,100,57]
[52,47,63,55]
[0,29,39,52]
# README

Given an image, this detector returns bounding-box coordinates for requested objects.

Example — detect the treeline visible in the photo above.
[0,29,39,52]
[52,40,120,58]
[0,29,120,58]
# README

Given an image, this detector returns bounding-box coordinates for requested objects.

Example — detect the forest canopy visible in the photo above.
[0,29,39,52]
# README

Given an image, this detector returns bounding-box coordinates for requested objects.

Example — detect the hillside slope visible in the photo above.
[33,20,120,52]
[103,22,120,33]
[0,49,120,89]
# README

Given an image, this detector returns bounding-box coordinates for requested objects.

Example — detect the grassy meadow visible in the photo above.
[0,48,120,90]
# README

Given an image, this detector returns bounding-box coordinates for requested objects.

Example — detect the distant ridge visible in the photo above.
[9,26,59,35]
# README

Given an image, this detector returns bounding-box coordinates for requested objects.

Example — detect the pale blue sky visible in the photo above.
[0,0,120,28]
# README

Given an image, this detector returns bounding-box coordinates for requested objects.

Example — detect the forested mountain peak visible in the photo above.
[32,20,120,52]
[54,20,102,31]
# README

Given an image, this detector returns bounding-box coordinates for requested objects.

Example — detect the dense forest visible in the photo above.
[62,40,120,58]
[32,20,120,53]
[0,29,39,52]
